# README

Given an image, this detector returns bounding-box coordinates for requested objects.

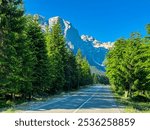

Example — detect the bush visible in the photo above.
[131,95,150,102]
[6,100,15,107]
[0,101,7,108]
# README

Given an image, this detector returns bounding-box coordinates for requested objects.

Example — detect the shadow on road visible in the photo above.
[18,86,124,112]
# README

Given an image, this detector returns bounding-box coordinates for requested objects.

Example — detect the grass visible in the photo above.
[112,89,150,113]
[2,108,16,113]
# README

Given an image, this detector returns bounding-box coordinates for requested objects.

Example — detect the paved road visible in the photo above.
[21,85,124,113]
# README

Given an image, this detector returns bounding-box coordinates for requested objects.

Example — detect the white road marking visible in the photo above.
[39,109,46,111]
[30,87,95,110]
[23,86,122,113]
[73,91,98,113]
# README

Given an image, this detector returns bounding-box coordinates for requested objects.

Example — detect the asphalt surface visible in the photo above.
[22,85,124,113]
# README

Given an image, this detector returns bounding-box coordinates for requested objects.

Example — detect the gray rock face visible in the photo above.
[38,15,113,71]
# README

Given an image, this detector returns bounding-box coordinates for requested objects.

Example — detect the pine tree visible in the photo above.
[76,49,92,86]
[76,49,83,87]
[46,22,67,93]
[63,50,78,91]
[0,0,31,99]
[146,24,150,35]
[81,57,92,85]
[106,33,150,98]
[26,15,51,96]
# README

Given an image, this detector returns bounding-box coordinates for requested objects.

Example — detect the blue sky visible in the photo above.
[24,0,150,42]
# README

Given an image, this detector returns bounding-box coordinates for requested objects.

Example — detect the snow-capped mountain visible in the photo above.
[39,15,113,71]
[81,35,113,49]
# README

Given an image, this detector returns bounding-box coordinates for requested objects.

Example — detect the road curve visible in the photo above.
[19,85,124,113]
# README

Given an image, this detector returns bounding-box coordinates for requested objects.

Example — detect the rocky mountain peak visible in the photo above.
[38,16,114,71]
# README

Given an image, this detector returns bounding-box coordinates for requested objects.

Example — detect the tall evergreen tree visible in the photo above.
[26,15,51,96]
[76,49,92,86]
[46,22,67,93]
[63,50,78,91]
[0,0,31,99]
[146,24,150,35]
[106,33,150,98]
[81,57,92,85]
[76,49,83,87]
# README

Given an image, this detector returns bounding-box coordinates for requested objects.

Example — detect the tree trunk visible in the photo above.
[12,93,15,101]
[28,93,32,101]
[125,91,129,98]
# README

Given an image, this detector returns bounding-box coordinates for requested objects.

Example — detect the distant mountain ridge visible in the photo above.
[36,15,114,71]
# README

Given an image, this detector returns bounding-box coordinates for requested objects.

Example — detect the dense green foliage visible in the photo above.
[0,0,93,106]
[46,22,67,93]
[146,24,150,35]
[106,33,150,99]
[0,0,31,99]
[26,16,51,97]
[76,49,93,87]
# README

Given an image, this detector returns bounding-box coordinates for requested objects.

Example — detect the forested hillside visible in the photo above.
[106,31,150,100]
[0,0,93,107]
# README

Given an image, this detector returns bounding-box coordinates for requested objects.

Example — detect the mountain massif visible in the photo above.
[38,15,113,71]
